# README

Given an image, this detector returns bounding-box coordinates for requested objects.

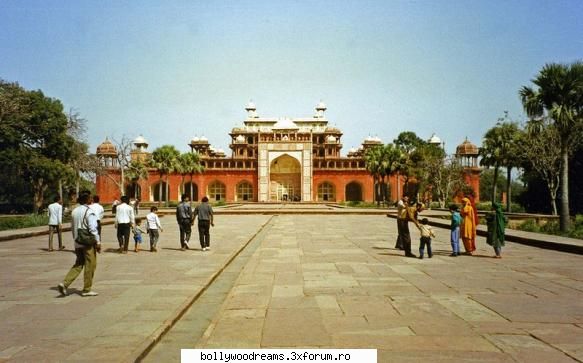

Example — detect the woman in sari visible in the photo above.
[486,202,507,258]
[460,197,476,255]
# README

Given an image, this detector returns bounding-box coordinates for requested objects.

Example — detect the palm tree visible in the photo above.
[520,62,583,231]
[479,120,521,210]
[176,152,204,199]
[125,160,149,199]
[394,131,424,199]
[151,145,180,205]
[364,144,402,205]
[364,145,384,205]
[380,143,403,203]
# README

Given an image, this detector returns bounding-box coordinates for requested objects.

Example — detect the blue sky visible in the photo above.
[1,0,582,155]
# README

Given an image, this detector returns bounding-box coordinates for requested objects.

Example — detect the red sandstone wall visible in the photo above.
[312,171,374,202]
[95,168,427,204]
[95,172,122,203]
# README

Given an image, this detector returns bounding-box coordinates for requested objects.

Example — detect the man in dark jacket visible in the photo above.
[194,196,214,251]
[176,194,194,250]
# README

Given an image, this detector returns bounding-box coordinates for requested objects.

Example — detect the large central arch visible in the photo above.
[269,154,301,201]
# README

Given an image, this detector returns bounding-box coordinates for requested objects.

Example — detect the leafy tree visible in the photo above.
[415,143,464,208]
[520,61,583,231]
[394,131,424,199]
[176,152,204,198]
[151,145,180,205]
[479,118,521,211]
[125,160,149,199]
[0,80,76,212]
[517,118,563,215]
[364,144,402,205]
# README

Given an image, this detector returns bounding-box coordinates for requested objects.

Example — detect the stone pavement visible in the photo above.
[1,212,582,362]
[0,214,271,362]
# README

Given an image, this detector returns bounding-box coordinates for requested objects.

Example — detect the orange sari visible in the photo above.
[460,198,476,253]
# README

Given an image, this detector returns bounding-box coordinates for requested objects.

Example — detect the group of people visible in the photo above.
[54,192,214,297]
[393,195,508,259]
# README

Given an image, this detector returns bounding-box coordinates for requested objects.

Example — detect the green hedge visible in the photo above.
[517,215,583,239]
[0,214,50,231]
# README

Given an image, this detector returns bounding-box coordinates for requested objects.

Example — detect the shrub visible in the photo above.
[429,201,442,209]
[0,214,50,231]
[517,215,583,239]
[517,219,541,233]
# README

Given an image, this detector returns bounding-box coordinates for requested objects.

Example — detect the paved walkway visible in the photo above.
[1,213,582,362]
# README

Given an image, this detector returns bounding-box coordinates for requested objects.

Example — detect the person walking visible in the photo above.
[115,195,135,253]
[194,196,214,251]
[89,195,105,240]
[132,218,146,252]
[47,196,65,251]
[57,191,101,297]
[176,194,194,250]
[486,202,508,258]
[460,197,477,255]
[449,204,462,257]
[146,206,163,252]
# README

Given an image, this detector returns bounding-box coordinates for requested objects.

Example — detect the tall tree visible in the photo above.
[364,144,403,205]
[151,145,180,205]
[125,160,149,199]
[520,61,583,231]
[394,131,424,199]
[518,118,563,215]
[479,119,521,210]
[364,145,385,205]
[176,152,204,199]
[0,80,75,212]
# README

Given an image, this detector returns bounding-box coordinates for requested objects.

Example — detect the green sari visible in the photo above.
[486,202,507,248]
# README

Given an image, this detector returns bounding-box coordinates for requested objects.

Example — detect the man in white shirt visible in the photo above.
[115,195,135,253]
[57,191,101,297]
[47,196,64,251]
[89,195,105,239]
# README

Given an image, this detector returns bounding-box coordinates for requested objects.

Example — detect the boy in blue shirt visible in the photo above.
[449,204,461,257]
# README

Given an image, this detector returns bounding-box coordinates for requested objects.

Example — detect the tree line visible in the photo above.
[363,61,583,233]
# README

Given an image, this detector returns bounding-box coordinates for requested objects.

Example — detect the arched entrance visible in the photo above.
[345,182,362,202]
[126,182,142,200]
[183,182,198,201]
[151,181,168,202]
[269,154,301,201]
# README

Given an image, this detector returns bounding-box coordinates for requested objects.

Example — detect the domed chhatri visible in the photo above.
[96,138,117,156]
[428,133,442,145]
[273,117,299,130]
[133,135,148,146]
[456,138,479,156]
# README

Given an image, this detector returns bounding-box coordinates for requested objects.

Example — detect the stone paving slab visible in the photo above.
[0,214,271,362]
[193,215,583,362]
[2,212,583,362]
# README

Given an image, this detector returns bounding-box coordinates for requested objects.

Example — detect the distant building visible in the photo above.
[95,102,480,203]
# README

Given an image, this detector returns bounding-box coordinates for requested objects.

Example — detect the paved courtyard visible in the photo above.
[1,213,582,362]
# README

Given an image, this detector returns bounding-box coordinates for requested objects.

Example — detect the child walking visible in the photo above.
[449,204,461,257]
[146,206,163,252]
[133,218,146,252]
[418,218,436,259]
